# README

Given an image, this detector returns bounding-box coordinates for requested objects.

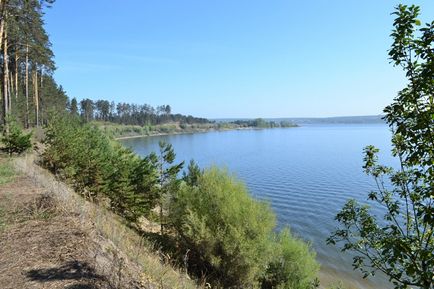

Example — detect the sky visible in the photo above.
[43,1,434,118]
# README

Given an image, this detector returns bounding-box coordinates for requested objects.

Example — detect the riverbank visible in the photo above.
[113,125,269,140]
[93,119,298,140]
[120,124,392,289]
[0,150,381,289]
[0,155,195,289]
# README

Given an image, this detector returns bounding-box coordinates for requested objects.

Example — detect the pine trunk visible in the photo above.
[0,8,3,124]
[8,70,12,112]
[25,44,29,127]
[39,70,43,124]
[34,70,39,127]
[3,25,8,119]
[14,51,18,99]
[32,68,39,127]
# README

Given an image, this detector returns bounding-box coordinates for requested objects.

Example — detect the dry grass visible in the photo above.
[0,158,16,185]
[11,154,199,289]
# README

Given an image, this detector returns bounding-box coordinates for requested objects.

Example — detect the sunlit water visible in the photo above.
[120,124,398,289]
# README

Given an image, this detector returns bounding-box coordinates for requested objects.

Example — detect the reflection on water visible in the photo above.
[121,124,397,289]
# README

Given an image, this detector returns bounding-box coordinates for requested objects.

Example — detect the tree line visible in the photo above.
[0,1,209,129]
[2,1,432,288]
[69,98,211,126]
[0,0,67,128]
[41,113,319,288]
[231,118,297,128]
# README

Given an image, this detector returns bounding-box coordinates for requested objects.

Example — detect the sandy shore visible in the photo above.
[113,126,268,140]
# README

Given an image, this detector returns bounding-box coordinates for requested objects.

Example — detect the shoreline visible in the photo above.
[114,126,294,140]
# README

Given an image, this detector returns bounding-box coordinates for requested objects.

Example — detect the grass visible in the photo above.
[90,205,198,288]
[0,159,15,185]
[0,207,5,231]
[91,120,221,139]
[13,155,199,289]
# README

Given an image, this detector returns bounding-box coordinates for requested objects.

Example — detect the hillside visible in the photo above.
[0,156,196,289]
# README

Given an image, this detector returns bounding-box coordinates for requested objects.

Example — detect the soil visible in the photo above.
[0,167,143,289]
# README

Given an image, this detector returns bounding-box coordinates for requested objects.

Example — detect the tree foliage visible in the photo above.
[182,159,202,187]
[155,140,184,234]
[170,167,319,288]
[261,228,319,289]
[68,98,211,126]
[170,167,276,287]
[42,114,155,221]
[328,5,434,289]
[231,118,297,128]
[42,114,320,288]
[0,0,67,127]
[1,115,31,155]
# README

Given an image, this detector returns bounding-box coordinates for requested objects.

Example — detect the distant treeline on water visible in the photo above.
[216,115,386,125]
[68,98,211,126]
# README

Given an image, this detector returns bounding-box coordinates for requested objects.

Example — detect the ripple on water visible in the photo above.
[121,125,396,289]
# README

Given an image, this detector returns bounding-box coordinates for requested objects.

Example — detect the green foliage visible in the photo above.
[43,115,319,288]
[1,116,32,156]
[328,5,434,289]
[0,160,16,185]
[170,167,276,287]
[0,1,68,127]
[262,228,319,289]
[182,159,202,186]
[42,114,160,222]
[231,118,297,129]
[156,141,184,234]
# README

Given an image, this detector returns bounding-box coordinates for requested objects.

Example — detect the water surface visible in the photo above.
[121,124,396,289]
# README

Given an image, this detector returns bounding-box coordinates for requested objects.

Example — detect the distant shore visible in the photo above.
[114,126,280,140]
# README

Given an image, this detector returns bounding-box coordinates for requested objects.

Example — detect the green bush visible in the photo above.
[261,228,319,289]
[1,117,32,156]
[170,167,276,287]
[0,160,16,185]
[43,115,319,288]
[42,114,158,220]
[170,168,320,288]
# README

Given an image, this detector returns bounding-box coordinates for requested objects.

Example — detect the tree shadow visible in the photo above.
[141,230,216,284]
[65,284,99,289]
[141,230,177,253]
[26,260,104,283]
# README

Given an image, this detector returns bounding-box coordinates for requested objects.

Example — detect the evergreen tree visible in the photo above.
[0,0,65,127]
[69,97,78,115]
[183,159,202,187]
[156,141,184,235]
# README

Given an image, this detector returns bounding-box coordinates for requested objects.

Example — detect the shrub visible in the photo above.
[170,167,276,287]
[1,117,32,156]
[42,115,320,288]
[0,160,15,185]
[261,228,319,289]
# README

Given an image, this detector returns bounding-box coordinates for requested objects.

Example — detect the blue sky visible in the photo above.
[44,1,434,118]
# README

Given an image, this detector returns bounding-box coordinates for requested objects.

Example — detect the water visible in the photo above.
[120,124,397,289]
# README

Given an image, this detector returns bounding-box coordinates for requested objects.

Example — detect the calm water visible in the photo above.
[120,124,397,289]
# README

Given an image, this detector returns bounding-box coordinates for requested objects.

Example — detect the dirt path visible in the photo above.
[0,171,113,289]
[0,156,197,289]
[0,155,156,289]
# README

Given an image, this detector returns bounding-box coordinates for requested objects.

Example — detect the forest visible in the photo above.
[1,1,433,289]
[0,0,212,129]
[0,1,319,288]
[0,0,67,128]
[70,98,211,126]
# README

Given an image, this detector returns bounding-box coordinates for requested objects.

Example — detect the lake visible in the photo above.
[120,124,397,289]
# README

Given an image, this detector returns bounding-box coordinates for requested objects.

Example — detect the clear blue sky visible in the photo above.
[44,1,434,118]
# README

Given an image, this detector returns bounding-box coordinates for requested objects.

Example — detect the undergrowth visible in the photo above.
[0,159,15,185]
